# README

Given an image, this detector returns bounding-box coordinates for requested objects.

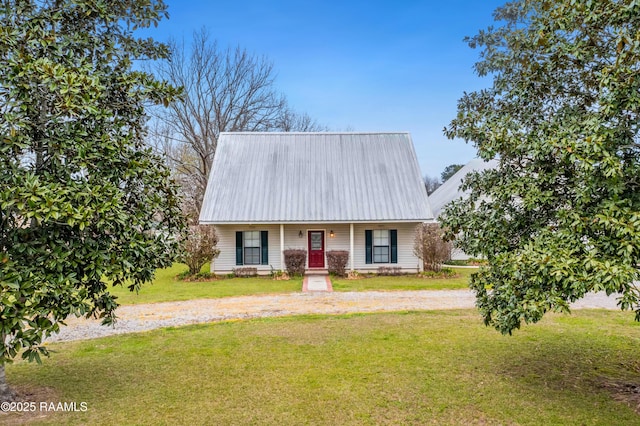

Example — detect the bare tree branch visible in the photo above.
[148,28,326,221]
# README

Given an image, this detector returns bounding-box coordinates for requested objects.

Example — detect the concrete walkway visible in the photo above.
[47,290,624,343]
[302,275,333,292]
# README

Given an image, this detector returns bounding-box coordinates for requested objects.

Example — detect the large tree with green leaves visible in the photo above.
[0,0,185,400]
[440,164,464,183]
[442,0,640,334]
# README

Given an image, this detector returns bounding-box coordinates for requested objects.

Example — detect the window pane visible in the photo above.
[244,231,260,248]
[244,247,260,265]
[373,229,389,245]
[373,246,389,263]
[310,232,322,250]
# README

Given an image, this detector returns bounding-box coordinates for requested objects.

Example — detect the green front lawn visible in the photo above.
[5,310,640,425]
[108,265,474,305]
[108,264,302,305]
[332,267,475,291]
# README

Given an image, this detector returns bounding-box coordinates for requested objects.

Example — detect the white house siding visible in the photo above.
[213,224,282,274]
[212,223,422,275]
[352,223,422,273]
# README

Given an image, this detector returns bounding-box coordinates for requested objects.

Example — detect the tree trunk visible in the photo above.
[0,364,16,402]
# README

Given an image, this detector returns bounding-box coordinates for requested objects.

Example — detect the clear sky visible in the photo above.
[146,0,507,179]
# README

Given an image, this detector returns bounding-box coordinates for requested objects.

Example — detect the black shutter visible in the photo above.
[261,231,268,265]
[365,230,372,264]
[390,229,398,264]
[235,231,243,265]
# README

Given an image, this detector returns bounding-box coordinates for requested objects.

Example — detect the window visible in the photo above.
[365,229,397,265]
[236,231,268,266]
[244,231,261,265]
[373,230,390,263]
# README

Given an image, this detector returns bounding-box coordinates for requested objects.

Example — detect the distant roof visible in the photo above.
[199,132,433,224]
[429,158,498,219]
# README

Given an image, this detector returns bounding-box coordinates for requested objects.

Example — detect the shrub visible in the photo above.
[271,270,290,281]
[326,250,349,277]
[178,271,215,281]
[413,223,452,272]
[180,225,220,276]
[283,249,307,276]
[420,268,458,279]
[377,266,403,276]
[233,267,257,278]
[346,270,362,280]
[445,258,488,266]
[270,267,290,280]
[444,259,469,266]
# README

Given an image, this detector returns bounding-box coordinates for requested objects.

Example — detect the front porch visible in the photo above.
[210,222,422,275]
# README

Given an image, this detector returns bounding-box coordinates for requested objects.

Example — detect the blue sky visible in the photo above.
[147,0,506,178]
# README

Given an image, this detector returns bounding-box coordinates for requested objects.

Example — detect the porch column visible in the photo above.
[280,224,284,270]
[349,223,354,271]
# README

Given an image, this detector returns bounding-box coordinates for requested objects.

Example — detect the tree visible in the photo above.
[440,164,464,183]
[151,29,325,220]
[180,225,220,276]
[413,223,452,272]
[0,0,185,400]
[424,174,441,195]
[441,0,640,334]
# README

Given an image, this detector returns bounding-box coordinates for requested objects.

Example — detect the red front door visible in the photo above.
[308,231,325,268]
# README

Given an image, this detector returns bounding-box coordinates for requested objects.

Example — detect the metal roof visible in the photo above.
[428,158,498,219]
[199,132,433,223]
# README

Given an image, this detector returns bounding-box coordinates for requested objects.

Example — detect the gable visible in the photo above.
[199,132,433,223]
[428,158,498,219]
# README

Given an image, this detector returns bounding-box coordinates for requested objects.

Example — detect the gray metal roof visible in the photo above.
[199,132,433,223]
[428,158,498,218]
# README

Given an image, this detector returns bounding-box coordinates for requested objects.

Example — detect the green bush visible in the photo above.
[420,268,458,279]
[445,258,488,266]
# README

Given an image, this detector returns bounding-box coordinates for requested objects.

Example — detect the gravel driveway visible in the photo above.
[47,290,623,343]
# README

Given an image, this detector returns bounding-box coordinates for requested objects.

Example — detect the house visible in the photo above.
[198,132,433,274]
[428,158,498,259]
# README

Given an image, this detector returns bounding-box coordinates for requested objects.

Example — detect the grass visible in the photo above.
[108,265,474,305]
[108,264,302,305]
[332,267,475,291]
[4,310,640,425]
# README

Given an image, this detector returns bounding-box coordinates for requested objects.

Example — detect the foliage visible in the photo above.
[420,268,458,279]
[413,223,452,272]
[346,270,362,280]
[442,0,640,334]
[283,249,307,276]
[270,269,290,280]
[179,225,219,276]
[232,267,258,278]
[177,270,213,281]
[445,258,488,266]
[6,311,640,425]
[440,164,464,182]
[0,0,185,382]
[326,250,349,277]
[376,266,403,276]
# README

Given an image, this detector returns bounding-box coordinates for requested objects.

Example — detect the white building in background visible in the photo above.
[428,158,498,260]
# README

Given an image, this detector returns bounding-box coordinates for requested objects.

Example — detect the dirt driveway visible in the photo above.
[47,290,623,343]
